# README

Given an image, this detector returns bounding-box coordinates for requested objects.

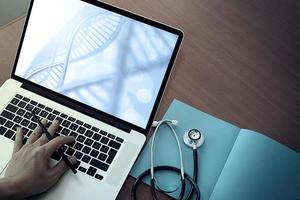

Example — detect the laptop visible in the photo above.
[0,0,183,199]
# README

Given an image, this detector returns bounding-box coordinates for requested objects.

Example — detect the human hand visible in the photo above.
[2,119,76,199]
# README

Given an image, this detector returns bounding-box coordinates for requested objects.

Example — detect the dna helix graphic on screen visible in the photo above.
[23,6,178,127]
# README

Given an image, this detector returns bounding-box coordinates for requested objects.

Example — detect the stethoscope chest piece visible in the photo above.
[183,129,205,149]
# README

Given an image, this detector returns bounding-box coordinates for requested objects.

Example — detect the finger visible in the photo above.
[37,120,60,145]
[49,156,77,179]
[27,119,47,144]
[44,136,75,156]
[13,128,24,154]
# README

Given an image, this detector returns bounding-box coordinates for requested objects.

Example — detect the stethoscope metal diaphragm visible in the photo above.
[183,129,204,149]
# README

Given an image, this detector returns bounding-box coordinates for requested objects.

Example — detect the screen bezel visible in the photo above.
[11,0,183,135]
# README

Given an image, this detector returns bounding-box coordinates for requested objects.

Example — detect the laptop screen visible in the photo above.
[14,0,180,129]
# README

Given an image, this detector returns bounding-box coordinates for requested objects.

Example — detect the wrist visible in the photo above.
[0,178,25,200]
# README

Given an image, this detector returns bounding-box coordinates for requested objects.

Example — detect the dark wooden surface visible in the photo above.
[0,0,299,199]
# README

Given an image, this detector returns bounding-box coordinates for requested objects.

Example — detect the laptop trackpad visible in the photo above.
[0,136,14,177]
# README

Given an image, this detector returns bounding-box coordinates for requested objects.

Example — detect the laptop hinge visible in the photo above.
[21,82,132,133]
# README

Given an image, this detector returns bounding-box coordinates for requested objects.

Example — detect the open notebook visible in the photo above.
[130,99,300,200]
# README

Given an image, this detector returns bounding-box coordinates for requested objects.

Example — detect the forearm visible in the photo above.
[0,178,23,200]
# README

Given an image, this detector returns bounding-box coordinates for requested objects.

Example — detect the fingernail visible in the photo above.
[69,156,77,165]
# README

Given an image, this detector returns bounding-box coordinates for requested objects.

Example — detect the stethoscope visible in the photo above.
[131,119,204,200]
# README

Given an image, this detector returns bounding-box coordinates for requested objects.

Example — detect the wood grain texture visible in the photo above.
[0,0,299,199]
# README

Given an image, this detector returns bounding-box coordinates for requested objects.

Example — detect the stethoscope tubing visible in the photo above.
[131,119,201,200]
[131,165,200,200]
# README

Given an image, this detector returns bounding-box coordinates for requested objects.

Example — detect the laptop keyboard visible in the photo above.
[0,94,124,181]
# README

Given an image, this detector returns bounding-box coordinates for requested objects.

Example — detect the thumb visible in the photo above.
[50,156,77,179]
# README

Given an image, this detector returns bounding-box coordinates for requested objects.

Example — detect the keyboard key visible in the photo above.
[61,145,68,153]
[92,127,99,132]
[98,153,107,161]
[108,140,121,150]
[74,143,83,151]
[55,117,63,123]
[1,110,15,120]
[17,101,26,108]
[69,141,76,148]
[66,148,75,156]
[84,138,93,146]
[83,123,91,129]
[87,166,97,176]
[25,104,34,111]
[21,119,30,126]
[0,116,6,125]
[53,110,60,115]
[85,130,93,138]
[100,145,109,153]
[79,166,87,173]
[95,174,103,180]
[92,142,101,150]
[116,137,124,143]
[40,111,48,118]
[11,134,16,141]
[100,137,109,144]
[99,130,107,136]
[0,126,7,135]
[47,114,55,121]
[77,127,86,134]
[73,160,81,169]
[37,103,45,109]
[61,128,70,136]
[82,155,91,163]
[69,131,78,138]
[90,150,99,158]
[23,128,29,136]
[15,94,23,99]
[82,146,91,154]
[13,116,22,124]
[33,107,41,115]
[68,116,75,122]
[11,98,20,105]
[90,159,109,171]
[22,97,30,102]
[76,120,83,126]
[30,100,38,106]
[106,157,113,164]
[77,135,85,143]
[45,107,53,112]
[16,109,26,116]
[69,123,78,131]
[6,104,18,113]
[4,121,14,128]
[28,122,37,130]
[108,148,117,157]
[60,113,68,119]
[4,130,14,139]
[107,149,117,164]
[62,120,71,128]
[12,124,21,131]
[107,133,115,140]
[74,151,83,160]
[92,133,101,141]
[24,112,32,120]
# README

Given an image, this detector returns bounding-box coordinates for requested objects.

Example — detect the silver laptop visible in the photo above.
[0,0,183,199]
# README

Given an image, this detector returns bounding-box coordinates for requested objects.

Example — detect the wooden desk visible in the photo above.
[0,0,299,199]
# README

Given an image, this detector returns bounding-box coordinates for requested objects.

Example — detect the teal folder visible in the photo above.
[130,99,300,200]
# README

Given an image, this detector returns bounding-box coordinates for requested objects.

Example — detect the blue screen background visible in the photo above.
[16,0,179,128]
